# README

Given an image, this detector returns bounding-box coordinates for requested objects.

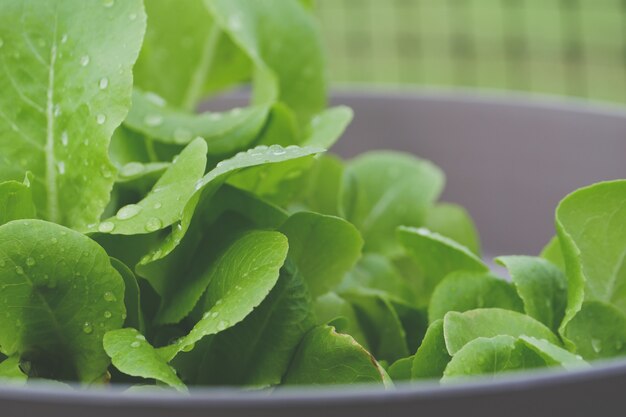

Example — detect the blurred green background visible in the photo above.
[316,0,626,103]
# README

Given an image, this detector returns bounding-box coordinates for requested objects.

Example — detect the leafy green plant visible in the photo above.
[0,0,624,391]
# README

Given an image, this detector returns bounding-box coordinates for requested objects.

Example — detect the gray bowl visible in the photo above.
[2,90,625,417]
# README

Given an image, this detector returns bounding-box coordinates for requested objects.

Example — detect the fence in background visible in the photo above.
[316,0,626,103]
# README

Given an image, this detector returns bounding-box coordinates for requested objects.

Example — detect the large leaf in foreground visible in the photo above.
[0,0,145,229]
[283,325,386,386]
[0,220,125,382]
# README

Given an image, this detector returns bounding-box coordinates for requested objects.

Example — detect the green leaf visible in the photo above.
[158,230,288,361]
[442,336,545,382]
[555,180,626,336]
[564,301,626,360]
[92,138,207,236]
[0,220,125,382]
[411,319,451,380]
[341,290,409,363]
[279,212,362,298]
[134,0,251,110]
[388,355,414,382]
[137,145,323,271]
[313,292,369,349]
[110,258,144,333]
[103,328,186,392]
[207,0,326,124]
[173,262,314,387]
[339,253,415,305]
[0,176,37,226]
[341,152,445,255]
[0,356,27,384]
[517,336,589,370]
[125,90,269,155]
[397,226,488,307]
[292,154,344,216]
[443,308,560,356]
[424,203,481,256]
[540,236,565,271]
[301,106,353,148]
[0,0,146,229]
[428,272,523,323]
[283,325,385,386]
[496,256,567,332]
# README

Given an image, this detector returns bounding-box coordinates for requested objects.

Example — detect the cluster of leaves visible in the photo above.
[0,0,624,391]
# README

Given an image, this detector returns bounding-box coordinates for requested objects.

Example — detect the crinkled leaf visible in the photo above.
[443,308,560,356]
[0,220,125,382]
[411,319,451,380]
[103,328,186,392]
[496,256,567,332]
[158,230,288,361]
[428,272,523,323]
[0,0,146,229]
[279,212,362,298]
[424,203,481,256]
[397,226,488,307]
[283,325,385,386]
[125,90,269,155]
[564,301,626,360]
[92,138,207,236]
[442,336,545,382]
[0,176,36,226]
[174,262,314,387]
[207,0,326,124]
[342,152,445,255]
[556,181,626,337]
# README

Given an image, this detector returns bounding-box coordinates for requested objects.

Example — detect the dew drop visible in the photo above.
[102,0,115,7]
[26,257,35,267]
[145,217,162,232]
[99,77,109,89]
[61,131,69,147]
[145,92,166,107]
[208,113,222,122]
[173,128,192,144]
[143,114,163,127]
[129,12,137,21]
[96,114,106,125]
[130,341,140,348]
[61,34,68,44]
[57,161,66,175]
[211,311,219,318]
[103,311,112,319]
[215,299,223,306]
[83,322,93,334]
[103,291,117,302]
[116,204,142,220]
[202,312,211,320]
[120,162,144,177]
[100,165,113,178]
[135,334,146,341]
[80,55,90,66]
[153,202,162,209]
[98,222,115,233]
[591,338,602,354]
[230,108,242,117]
[228,15,242,31]
[269,144,286,155]
[51,237,58,244]
[217,320,228,331]
[15,266,24,275]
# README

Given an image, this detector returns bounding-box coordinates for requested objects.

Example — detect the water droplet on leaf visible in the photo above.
[143,114,163,127]
[145,217,162,232]
[80,55,90,66]
[99,78,109,89]
[98,222,115,233]
[116,204,142,220]
[96,114,106,125]
[83,322,93,334]
[103,291,116,302]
